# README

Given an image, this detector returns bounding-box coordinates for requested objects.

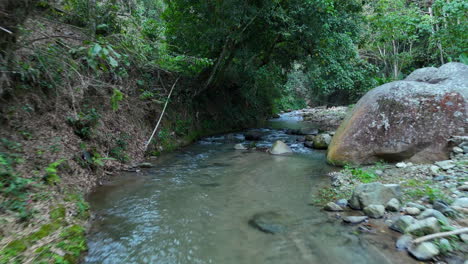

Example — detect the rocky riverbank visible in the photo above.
[317,142,468,263]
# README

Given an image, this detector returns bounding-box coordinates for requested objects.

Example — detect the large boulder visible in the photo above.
[349,182,401,210]
[328,62,467,165]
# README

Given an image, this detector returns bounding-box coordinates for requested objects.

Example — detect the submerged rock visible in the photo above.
[408,242,440,261]
[327,62,468,165]
[234,143,248,150]
[138,162,154,168]
[248,212,290,234]
[349,182,401,210]
[269,140,293,155]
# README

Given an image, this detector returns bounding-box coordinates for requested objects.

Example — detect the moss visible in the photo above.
[27,222,61,242]
[56,225,87,263]
[0,239,27,263]
[50,205,66,221]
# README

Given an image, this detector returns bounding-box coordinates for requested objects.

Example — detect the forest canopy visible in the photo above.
[1,0,467,118]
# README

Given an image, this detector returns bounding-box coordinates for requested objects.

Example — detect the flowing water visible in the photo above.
[84,112,414,264]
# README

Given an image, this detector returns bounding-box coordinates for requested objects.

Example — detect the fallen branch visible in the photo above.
[0,26,13,34]
[144,76,180,151]
[412,228,468,244]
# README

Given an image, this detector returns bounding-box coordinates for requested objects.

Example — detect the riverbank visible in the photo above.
[299,107,468,263]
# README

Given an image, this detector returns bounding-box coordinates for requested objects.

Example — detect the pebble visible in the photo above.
[343,216,368,224]
[363,204,385,218]
[396,234,413,250]
[336,199,348,207]
[429,165,440,174]
[460,233,468,243]
[386,198,400,212]
[396,162,407,168]
[324,202,343,212]
[405,207,421,216]
[406,202,426,211]
[457,185,468,191]
[408,242,440,261]
[453,146,464,154]
[435,160,455,170]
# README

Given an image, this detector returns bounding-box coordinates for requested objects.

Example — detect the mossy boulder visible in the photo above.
[328,63,468,165]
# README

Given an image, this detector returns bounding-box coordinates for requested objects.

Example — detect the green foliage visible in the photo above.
[43,159,66,185]
[311,187,351,206]
[0,150,33,220]
[343,165,379,183]
[109,133,130,162]
[403,180,451,203]
[84,42,122,72]
[110,88,124,111]
[67,108,101,139]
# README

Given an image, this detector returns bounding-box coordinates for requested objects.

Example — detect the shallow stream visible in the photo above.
[84,112,414,264]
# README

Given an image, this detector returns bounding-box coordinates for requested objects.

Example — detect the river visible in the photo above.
[84,112,414,264]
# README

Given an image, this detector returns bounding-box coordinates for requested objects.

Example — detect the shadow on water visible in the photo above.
[84,111,416,264]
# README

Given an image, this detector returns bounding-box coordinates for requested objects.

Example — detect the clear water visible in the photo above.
[84,112,414,264]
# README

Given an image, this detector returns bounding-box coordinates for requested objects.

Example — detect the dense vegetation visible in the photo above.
[0,0,466,262]
[2,0,465,116]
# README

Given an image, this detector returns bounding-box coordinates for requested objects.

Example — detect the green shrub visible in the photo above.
[67,108,101,139]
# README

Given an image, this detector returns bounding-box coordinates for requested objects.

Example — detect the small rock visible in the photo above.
[349,182,401,210]
[248,212,290,234]
[433,200,455,217]
[396,162,407,168]
[435,160,455,170]
[439,238,453,253]
[343,216,368,224]
[336,199,348,207]
[304,141,314,148]
[457,185,468,191]
[363,204,385,218]
[406,217,440,236]
[453,146,464,154]
[386,198,400,212]
[390,215,416,233]
[324,202,343,212]
[417,209,450,226]
[406,202,426,211]
[460,233,468,243]
[138,162,154,168]
[313,133,332,149]
[396,234,413,250]
[375,170,384,176]
[408,242,440,261]
[269,140,293,155]
[452,197,468,208]
[429,165,440,175]
[433,175,447,181]
[304,135,315,141]
[405,207,421,216]
[234,143,248,150]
